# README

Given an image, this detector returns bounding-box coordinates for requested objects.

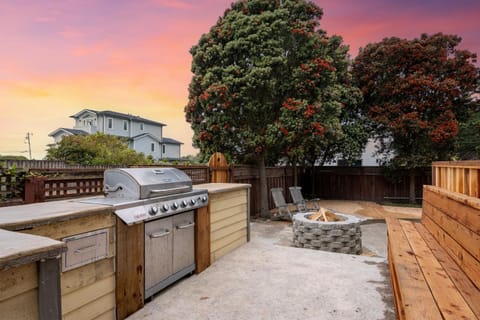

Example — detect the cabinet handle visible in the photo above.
[74,245,97,254]
[176,222,195,230]
[149,229,171,238]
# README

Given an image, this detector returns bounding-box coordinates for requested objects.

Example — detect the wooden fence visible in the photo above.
[432,161,480,198]
[305,166,432,203]
[1,159,433,216]
[229,165,295,216]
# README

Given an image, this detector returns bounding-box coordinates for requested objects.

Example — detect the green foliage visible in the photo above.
[455,106,480,159]
[185,0,364,166]
[353,33,479,169]
[0,164,26,201]
[0,155,28,160]
[46,133,154,166]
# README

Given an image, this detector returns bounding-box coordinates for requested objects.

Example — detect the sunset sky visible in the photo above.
[1,0,479,159]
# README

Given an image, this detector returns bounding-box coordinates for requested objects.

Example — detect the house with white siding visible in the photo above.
[49,109,182,161]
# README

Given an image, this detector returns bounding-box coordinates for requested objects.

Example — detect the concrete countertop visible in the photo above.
[194,183,251,194]
[0,198,112,231]
[0,228,66,270]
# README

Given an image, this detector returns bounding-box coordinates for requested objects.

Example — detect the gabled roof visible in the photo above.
[131,133,162,143]
[70,109,166,127]
[162,137,183,145]
[48,128,89,137]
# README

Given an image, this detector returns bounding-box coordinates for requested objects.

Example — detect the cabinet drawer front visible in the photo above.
[62,229,109,272]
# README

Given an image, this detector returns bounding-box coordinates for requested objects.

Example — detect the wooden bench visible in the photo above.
[386,185,480,320]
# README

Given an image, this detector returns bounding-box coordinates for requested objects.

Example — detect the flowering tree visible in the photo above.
[353,33,479,202]
[186,0,362,217]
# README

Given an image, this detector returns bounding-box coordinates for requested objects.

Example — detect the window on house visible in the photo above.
[151,143,155,152]
[107,118,113,129]
[140,123,144,131]
[162,145,166,154]
[124,120,128,131]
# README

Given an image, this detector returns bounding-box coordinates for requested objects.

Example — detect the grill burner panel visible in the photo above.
[114,189,208,225]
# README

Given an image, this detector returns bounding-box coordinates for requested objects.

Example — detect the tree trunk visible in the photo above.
[409,170,416,204]
[258,154,270,218]
[292,156,298,186]
[310,164,316,195]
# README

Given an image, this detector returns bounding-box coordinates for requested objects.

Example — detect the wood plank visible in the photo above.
[211,210,246,232]
[387,243,404,320]
[464,169,470,196]
[115,218,144,320]
[210,193,247,213]
[61,257,114,295]
[423,201,480,262]
[38,257,62,320]
[400,220,476,320]
[22,213,115,240]
[210,189,245,202]
[62,274,115,314]
[422,215,480,290]
[92,308,115,320]
[416,223,480,319]
[211,233,247,262]
[63,292,115,320]
[210,203,247,224]
[211,228,247,252]
[195,206,210,274]
[457,168,464,194]
[0,289,38,320]
[211,221,246,242]
[471,169,479,198]
[0,262,37,302]
[385,217,442,319]
[423,186,480,234]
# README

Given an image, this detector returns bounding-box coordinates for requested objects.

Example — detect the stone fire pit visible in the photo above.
[292,210,362,254]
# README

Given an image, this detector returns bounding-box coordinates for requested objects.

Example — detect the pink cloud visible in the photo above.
[149,0,196,9]
[59,27,84,39]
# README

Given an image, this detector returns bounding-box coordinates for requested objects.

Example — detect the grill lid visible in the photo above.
[104,167,192,200]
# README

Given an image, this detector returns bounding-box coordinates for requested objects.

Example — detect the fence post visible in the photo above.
[208,152,229,183]
[24,176,46,203]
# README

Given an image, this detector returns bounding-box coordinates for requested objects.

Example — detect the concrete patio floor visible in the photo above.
[126,201,413,320]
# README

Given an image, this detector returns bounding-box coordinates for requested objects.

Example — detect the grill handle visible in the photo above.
[149,186,191,196]
[176,222,195,230]
[104,183,123,193]
[149,229,171,238]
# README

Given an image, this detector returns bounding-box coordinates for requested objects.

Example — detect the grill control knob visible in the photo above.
[190,198,196,205]
[181,200,188,208]
[202,196,208,202]
[149,206,158,216]
[171,202,179,210]
[161,204,169,212]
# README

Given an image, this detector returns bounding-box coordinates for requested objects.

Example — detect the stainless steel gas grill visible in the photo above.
[82,167,208,299]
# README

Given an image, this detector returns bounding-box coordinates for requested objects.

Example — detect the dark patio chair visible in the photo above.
[270,188,293,220]
[288,186,320,212]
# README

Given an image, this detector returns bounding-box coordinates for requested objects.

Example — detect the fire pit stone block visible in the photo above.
[292,212,362,255]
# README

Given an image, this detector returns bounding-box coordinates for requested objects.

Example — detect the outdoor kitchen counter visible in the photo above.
[0,228,66,320]
[0,199,116,320]
[194,182,251,194]
[194,183,251,265]
[0,198,112,231]
[0,228,65,269]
